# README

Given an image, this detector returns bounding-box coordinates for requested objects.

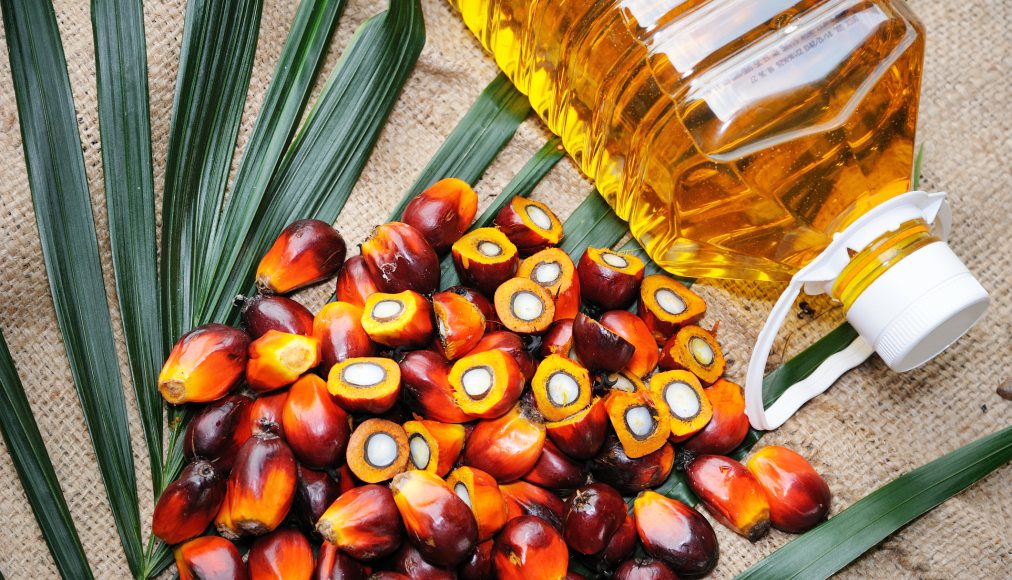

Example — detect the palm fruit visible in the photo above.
[247,528,314,580]
[468,330,536,380]
[449,349,525,419]
[219,432,297,537]
[545,396,608,460]
[281,374,350,469]
[649,370,713,441]
[370,573,410,580]
[402,177,479,254]
[493,516,569,580]
[500,482,566,531]
[685,454,772,541]
[539,318,576,359]
[451,227,520,296]
[494,196,563,255]
[313,301,374,371]
[360,290,434,349]
[592,511,637,573]
[464,402,546,483]
[404,420,466,476]
[659,324,726,384]
[294,466,342,529]
[459,540,494,580]
[240,294,315,338]
[335,255,380,309]
[444,285,499,331]
[493,277,556,334]
[388,543,457,580]
[345,418,409,483]
[158,323,249,404]
[562,482,627,556]
[577,247,645,310]
[682,378,749,455]
[604,389,671,459]
[746,445,831,533]
[432,290,485,360]
[517,248,580,320]
[523,439,587,490]
[604,370,646,394]
[572,313,634,372]
[151,459,226,545]
[183,394,252,470]
[175,536,248,580]
[246,330,320,393]
[637,275,706,343]
[249,388,288,437]
[532,354,592,422]
[633,491,719,576]
[256,219,346,294]
[361,222,439,294]
[327,357,401,414]
[599,310,659,377]
[314,542,369,579]
[316,484,405,561]
[447,466,509,542]
[591,435,674,494]
[399,350,470,423]
[614,558,678,580]
[390,470,479,567]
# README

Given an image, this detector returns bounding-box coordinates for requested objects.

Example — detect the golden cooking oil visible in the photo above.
[450,0,924,282]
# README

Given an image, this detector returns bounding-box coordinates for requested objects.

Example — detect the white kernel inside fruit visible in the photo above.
[454,483,472,508]
[365,433,398,468]
[689,337,715,366]
[511,291,544,321]
[371,299,403,320]
[547,372,580,407]
[655,288,687,315]
[408,434,431,469]
[462,366,494,398]
[601,252,628,268]
[533,261,562,286]
[343,362,386,387]
[625,406,655,438]
[664,381,701,420]
[525,204,553,230]
[610,373,637,393]
[478,241,503,257]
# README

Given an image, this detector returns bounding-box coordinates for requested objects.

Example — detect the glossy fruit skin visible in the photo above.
[248,528,314,580]
[493,516,569,580]
[562,483,627,556]
[447,466,508,542]
[221,433,297,536]
[458,539,494,580]
[633,491,719,576]
[316,485,405,561]
[241,294,315,339]
[746,446,831,533]
[295,466,342,530]
[494,197,563,255]
[613,558,678,580]
[256,219,346,294]
[246,330,321,393]
[468,330,536,381]
[432,291,486,360]
[592,512,637,573]
[404,420,466,476]
[682,379,749,455]
[183,394,253,471]
[152,459,226,545]
[387,542,457,580]
[445,285,499,331]
[314,541,369,580]
[158,323,250,404]
[591,435,674,494]
[463,403,546,483]
[499,481,567,530]
[175,536,248,580]
[539,319,575,359]
[523,439,587,490]
[399,350,471,423]
[402,177,479,254]
[314,301,375,371]
[282,374,350,469]
[577,248,644,310]
[390,470,479,568]
[685,454,771,542]
[250,389,289,437]
[336,255,381,309]
[362,222,440,294]
[572,313,634,372]
[599,310,659,377]
[545,397,608,460]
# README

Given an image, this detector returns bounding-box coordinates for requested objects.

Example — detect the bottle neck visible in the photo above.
[831,218,939,310]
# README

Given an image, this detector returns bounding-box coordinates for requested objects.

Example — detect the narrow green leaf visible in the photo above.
[738,424,1012,580]
[388,72,531,221]
[912,143,924,190]
[91,0,164,494]
[559,189,628,258]
[2,0,142,573]
[0,332,92,577]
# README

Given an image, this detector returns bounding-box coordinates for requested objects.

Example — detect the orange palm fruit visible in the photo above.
[399,350,471,423]
[246,331,321,393]
[159,324,250,404]
[361,290,434,349]
[335,255,380,309]
[518,248,580,320]
[591,435,674,494]
[174,536,248,580]
[240,294,315,339]
[577,247,645,310]
[316,484,405,561]
[523,439,587,490]
[499,480,566,530]
[432,291,485,360]
[221,432,297,536]
[599,310,659,377]
[614,558,678,580]
[746,446,831,533]
[458,539,494,580]
[545,396,609,460]
[327,357,401,414]
[248,528,314,580]
[494,196,564,255]
[468,330,536,380]
[539,318,576,359]
[402,177,479,254]
[447,466,508,542]
[295,466,342,529]
[249,388,288,437]
[449,349,525,419]
[637,275,706,344]
[493,516,569,580]
[562,482,627,556]
[313,301,374,371]
[464,402,546,483]
[659,325,726,384]
[604,389,671,459]
[493,277,556,334]
[361,222,439,294]
[444,285,499,331]
[649,370,713,441]
[451,227,521,296]
[604,370,646,394]
[256,219,346,294]
[345,418,410,483]
[572,313,634,372]
[387,543,457,580]
[404,420,466,476]
[682,378,749,455]
[532,355,592,422]
[633,491,719,576]
[390,470,479,567]
[314,542,369,579]
[685,454,772,541]
[282,374,350,469]
[151,459,226,545]
[183,394,252,471]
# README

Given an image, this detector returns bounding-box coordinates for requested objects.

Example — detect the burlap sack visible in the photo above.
[0,0,1007,577]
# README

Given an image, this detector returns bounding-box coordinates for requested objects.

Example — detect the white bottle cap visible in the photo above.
[845,241,989,372]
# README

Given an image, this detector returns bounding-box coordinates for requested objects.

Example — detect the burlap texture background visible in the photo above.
[0,0,1008,577]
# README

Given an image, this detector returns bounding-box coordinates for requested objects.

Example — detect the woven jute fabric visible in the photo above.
[0,0,1008,577]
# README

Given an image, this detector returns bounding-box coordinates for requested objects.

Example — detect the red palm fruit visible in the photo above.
[317,485,404,561]
[314,542,369,580]
[445,285,499,331]
[152,459,226,545]
[494,196,564,255]
[388,543,457,580]
[246,331,321,393]
[390,470,479,567]
[402,177,479,254]
[250,388,288,437]
[572,313,634,372]
[295,466,342,529]
[361,290,434,349]
[499,481,566,530]
[346,419,410,484]
[604,389,671,459]
[682,378,749,455]
[523,439,587,490]
[591,435,674,494]
[594,512,637,572]
[158,323,249,404]
[494,277,556,334]
[399,350,471,423]
[458,539,493,580]
[183,394,252,471]
[517,247,580,320]
[493,516,568,580]
[464,402,546,483]
[362,222,439,294]
[562,483,627,555]
[175,536,248,580]
[432,291,485,360]
[637,275,706,344]
[313,301,375,371]
[531,355,592,423]
[256,219,346,294]
[451,227,520,296]
[539,318,575,359]
[599,310,659,377]
[336,255,380,309]
[649,370,712,442]
[614,559,678,580]
[685,454,771,541]
[449,349,525,419]
[468,330,536,380]
[404,420,466,476]
[746,446,831,533]
[282,374,350,469]
[240,294,315,339]
[545,397,608,460]
[221,432,297,536]
[633,491,719,576]
[248,528,314,580]
[328,357,401,414]
[370,573,410,580]
[659,325,726,384]
[577,247,645,310]
[447,466,508,542]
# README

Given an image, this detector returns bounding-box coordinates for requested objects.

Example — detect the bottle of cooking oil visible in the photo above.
[450,0,988,430]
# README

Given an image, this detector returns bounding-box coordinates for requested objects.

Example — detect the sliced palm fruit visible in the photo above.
[404,419,466,476]
[432,290,486,360]
[327,357,401,414]
[361,290,434,349]
[659,325,726,384]
[577,247,645,310]
[493,277,556,334]
[638,275,706,343]
[494,196,564,255]
[346,418,409,483]
[604,370,645,394]
[517,247,580,320]
[604,390,671,459]
[449,349,525,419]
[451,227,520,296]
[649,370,712,440]
[246,331,320,393]
[531,355,592,422]
[599,310,659,376]
[447,466,508,542]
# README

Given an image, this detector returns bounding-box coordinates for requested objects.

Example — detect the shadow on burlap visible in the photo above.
[0,0,1007,577]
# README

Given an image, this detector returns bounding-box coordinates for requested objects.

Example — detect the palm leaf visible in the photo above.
[2,0,142,573]
[558,189,628,258]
